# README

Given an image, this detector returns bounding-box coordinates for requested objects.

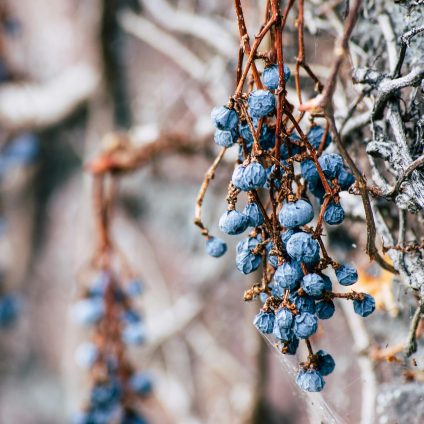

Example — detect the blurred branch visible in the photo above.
[119,10,207,82]
[139,0,237,57]
[0,64,98,130]
[86,131,210,175]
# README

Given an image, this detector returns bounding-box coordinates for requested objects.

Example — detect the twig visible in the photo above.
[404,299,424,357]
[194,148,227,237]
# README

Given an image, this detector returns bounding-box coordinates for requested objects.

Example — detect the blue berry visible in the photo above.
[307,126,331,151]
[324,202,345,225]
[253,310,275,334]
[123,411,148,424]
[281,228,298,250]
[315,300,335,319]
[274,261,303,291]
[321,274,333,292]
[353,293,375,317]
[318,153,343,179]
[242,162,267,190]
[0,294,20,328]
[206,236,227,257]
[282,336,299,355]
[239,122,275,151]
[126,279,144,297]
[262,63,291,90]
[301,160,319,185]
[129,372,153,396]
[286,232,320,264]
[293,312,318,338]
[248,89,276,118]
[211,106,239,130]
[266,242,279,268]
[301,273,326,297]
[290,292,316,314]
[308,179,325,201]
[280,135,301,159]
[243,202,263,227]
[316,350,336,376]
[259,292,269,303]
[71,298,104,326]
[335,263,358,286]
[214,128,237,147]
[75,343,98,369]
[232,162,267,191]
[122,309,142,324]
[122,322,145,345]
[296,369,325,392]
[270,283,285,298]
[263,164,284,189]
[273,308,294,341]
[338,168,355,190]
[90,380,121,407]
[236,236,261,274]
[279,199,314,228]
[218,210,249,235]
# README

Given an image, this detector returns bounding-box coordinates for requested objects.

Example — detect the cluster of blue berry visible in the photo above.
[72,269,152,423]
[200,63,376,392]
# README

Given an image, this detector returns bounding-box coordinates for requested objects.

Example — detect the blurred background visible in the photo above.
[0,1,422,423]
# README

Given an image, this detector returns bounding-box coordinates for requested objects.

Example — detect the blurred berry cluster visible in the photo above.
[200,61,376,392]
[72,269,152,423]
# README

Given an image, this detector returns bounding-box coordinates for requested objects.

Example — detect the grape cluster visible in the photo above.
[72,270,152,423]
[201,63,376,392]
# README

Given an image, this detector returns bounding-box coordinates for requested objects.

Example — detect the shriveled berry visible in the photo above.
[262,63,291,90]
[243,202,263,227]
[279,199,314,228]
[236,236,261,274]
[289,292,316,314]
[214,128,237,147]
[301,273,326,297]
[316,350,336,376]
[243,162,267,190]
[211,105,239,130]
[286,232,320,264]
[253,310,275,334]
[248,89,276,118]
[335,263,358,286]
[353,293,375,317]
[316,300,335,319]
[293,312,318,339]
[307,126,331,151]
[232,162,267,191]
[219,210,249,235]
[296,369,325,392]
[274,261,303,291]
[318,153,343,179]
[281,228,298,250]
[324,202,345,225]
[206,236,227,257]
[273,308,294,341]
